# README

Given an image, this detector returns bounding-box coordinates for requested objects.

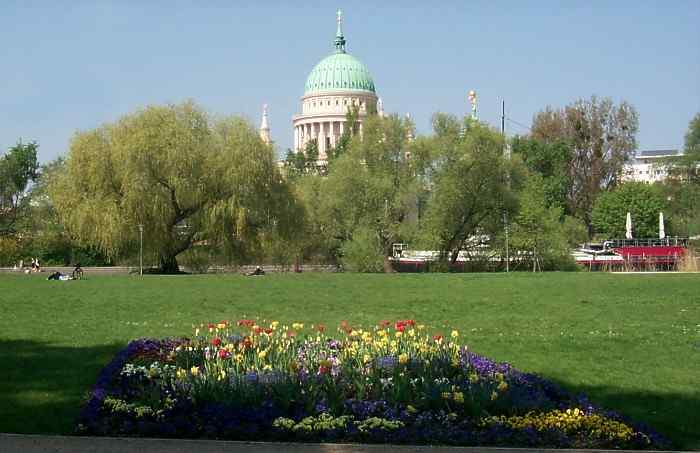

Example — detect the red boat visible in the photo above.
[574,238,688,270]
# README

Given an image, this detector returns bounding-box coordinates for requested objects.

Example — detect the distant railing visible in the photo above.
[603,237,688,249]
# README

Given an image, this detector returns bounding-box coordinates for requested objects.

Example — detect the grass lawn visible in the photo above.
[0,272,698,448]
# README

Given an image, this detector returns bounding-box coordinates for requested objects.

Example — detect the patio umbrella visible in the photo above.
[659,212,665,239]
[625,212,633,239]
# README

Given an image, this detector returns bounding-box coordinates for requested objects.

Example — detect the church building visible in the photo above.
[260,10,383,164]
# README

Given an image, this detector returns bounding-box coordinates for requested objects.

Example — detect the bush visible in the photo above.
[340,227,384,273]
[0,237,21,266]
[179,246,212,274]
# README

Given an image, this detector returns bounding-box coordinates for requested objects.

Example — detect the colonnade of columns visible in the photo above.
[294,120,361,160]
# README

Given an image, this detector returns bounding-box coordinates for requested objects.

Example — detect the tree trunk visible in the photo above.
[450,248,464,269]
[159,254,180,274]
[383,255,395,273]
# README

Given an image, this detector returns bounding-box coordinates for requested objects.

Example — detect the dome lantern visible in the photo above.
[334,9,346,53]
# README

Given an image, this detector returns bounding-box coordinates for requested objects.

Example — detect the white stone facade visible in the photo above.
[292,91,378,161]
[622,149,680,184]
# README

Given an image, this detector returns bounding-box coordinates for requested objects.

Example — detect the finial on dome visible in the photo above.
[334,9,346,53]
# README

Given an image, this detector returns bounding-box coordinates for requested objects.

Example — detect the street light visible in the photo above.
[138,224,143,276]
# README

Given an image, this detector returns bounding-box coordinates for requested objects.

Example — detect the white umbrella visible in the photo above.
[625,212,633,239]
[659,212,665,239]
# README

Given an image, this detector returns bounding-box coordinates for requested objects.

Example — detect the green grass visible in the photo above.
[1,272,699,448]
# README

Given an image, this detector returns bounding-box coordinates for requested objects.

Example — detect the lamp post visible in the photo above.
[138,224,143,276]
[501,99,510,273]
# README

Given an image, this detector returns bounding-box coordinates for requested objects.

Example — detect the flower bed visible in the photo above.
[77,320,668,449]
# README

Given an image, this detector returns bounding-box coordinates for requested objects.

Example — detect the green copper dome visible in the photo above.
[304,53,376,95]
[303,10,376,95]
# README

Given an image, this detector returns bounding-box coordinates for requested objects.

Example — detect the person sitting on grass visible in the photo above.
[247,266,265,276]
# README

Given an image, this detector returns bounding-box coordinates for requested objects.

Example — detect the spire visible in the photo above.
[334,9,346,53]
[259,104,271,144]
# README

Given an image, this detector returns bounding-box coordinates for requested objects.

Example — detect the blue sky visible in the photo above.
[1,1,698,163]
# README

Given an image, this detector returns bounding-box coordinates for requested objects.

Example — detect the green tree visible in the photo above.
[510,174,574,271]
[665,113,700,183]
[285,140,321,178]
[322,113,418,272]
[659,115,700,237]
[0,141,39,236]
[591,182,667,238]
[422,116,522,265]
[328,105,360,161]
[50,101,296,273]
[685,113,700,153]
[531,96,639,235]
[293,174,340,264]
[23,158,112,266]
[511,136,571,212]
[662,182,700,238]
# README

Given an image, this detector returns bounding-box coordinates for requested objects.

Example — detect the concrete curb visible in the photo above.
[0,434,689,453]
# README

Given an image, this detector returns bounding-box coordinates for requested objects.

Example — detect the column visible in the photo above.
[339,121,344,136]
[294,126,298,151]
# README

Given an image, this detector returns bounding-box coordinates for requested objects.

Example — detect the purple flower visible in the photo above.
[244,371,258,384]
[376,356,397,371]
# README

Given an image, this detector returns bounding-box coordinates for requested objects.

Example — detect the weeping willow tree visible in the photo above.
[50,101,299,273]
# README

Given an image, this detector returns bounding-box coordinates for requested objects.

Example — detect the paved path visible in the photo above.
[0,434,688,453]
